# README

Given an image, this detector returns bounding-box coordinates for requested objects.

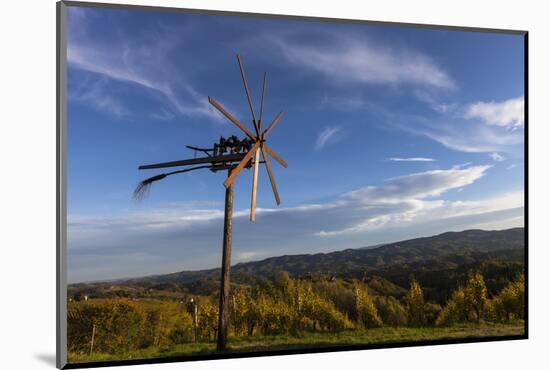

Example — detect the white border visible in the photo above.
[2,1,548,369]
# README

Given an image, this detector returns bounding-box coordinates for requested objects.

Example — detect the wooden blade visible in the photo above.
[208,96,256,140]
[224,141,261,188]
[263,144,288,168]
[236,54,259,136]
[258,72,266,133]
[262,111,284,139]
[261,145,281,205]
[250,147,260,222]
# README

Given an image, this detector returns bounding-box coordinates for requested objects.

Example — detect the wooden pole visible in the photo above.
[191,299,198,343]
[217,169,234,351]
[89,323,96,356]
[195,304,198,342]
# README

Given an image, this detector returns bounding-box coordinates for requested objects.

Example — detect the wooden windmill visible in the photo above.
[134,54,287,351]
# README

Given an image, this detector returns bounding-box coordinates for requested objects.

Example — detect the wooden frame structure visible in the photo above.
[135,55,287,351]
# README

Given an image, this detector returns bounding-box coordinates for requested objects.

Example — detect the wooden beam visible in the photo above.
[250,148,260,222]
[236,54,259,136]
[208,97,257,140]
[138,153,245,170]
[261,145,281,205]
[262,111,284,139]
[264,144,288,168]
[258,72,267,133]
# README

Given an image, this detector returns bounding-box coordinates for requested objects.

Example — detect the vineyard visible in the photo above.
[67,271,525,363]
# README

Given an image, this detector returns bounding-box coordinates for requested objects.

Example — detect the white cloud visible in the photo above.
[382,93,525,155]
[490,152,505,162]
[387,157,436,162]
[236,251,268,262]
[315,126,342,150]
[388,106,524,154]
[271,33,454,89]
[344,165,490,203]
[465,96,524,129]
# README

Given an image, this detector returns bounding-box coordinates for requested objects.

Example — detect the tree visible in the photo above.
[464,272,488,322]
[406,277,425,326]
[197,297,219,341]
[492,273,525,321]
[354,283,382,328]
[436,272,490,325]
[275,270,292,290]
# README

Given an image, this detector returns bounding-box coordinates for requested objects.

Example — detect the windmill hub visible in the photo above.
[213,135,253,156]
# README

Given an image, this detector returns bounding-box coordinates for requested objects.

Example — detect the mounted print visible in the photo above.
[56,1,528,368]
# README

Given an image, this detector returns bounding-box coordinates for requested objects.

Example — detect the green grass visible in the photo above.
[68,321,524,363]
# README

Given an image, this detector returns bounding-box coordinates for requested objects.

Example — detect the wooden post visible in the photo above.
[217,169,234,351]
[89,323,96,356]
[194,303,198,342]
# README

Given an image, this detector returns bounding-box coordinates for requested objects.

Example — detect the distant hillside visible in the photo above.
[238,227,523,274]
[69,228,524,302]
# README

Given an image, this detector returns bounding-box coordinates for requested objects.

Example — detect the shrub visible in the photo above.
[373,296,407,326]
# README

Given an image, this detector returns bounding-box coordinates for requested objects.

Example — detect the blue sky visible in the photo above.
[66,6,525,283]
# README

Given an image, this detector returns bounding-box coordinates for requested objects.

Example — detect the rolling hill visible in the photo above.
[69,228,525,303]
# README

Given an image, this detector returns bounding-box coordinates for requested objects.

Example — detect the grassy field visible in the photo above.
[68,321,524,363]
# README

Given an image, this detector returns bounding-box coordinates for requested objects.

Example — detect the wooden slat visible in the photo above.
[258,72,266,133]
[261,145,281,205]
[138,153,245,170]
[236,54,259,136]
[223,141,261,188]
[250,148,260,222]
[208,96,256,140]
[263,144,288,168]
[262,111,284,139]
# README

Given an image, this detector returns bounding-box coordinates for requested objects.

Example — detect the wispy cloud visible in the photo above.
[414,90,457,113]
[270,32,454,89]
[69,76,128,117]
[67,8,220,121]
[465,96,524,129]
[490,152,505,162]
[387,157,436,162]
[385,103,524,154]
[387,92,525,155]
[419,126,523,153]
[315,126,342,150]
